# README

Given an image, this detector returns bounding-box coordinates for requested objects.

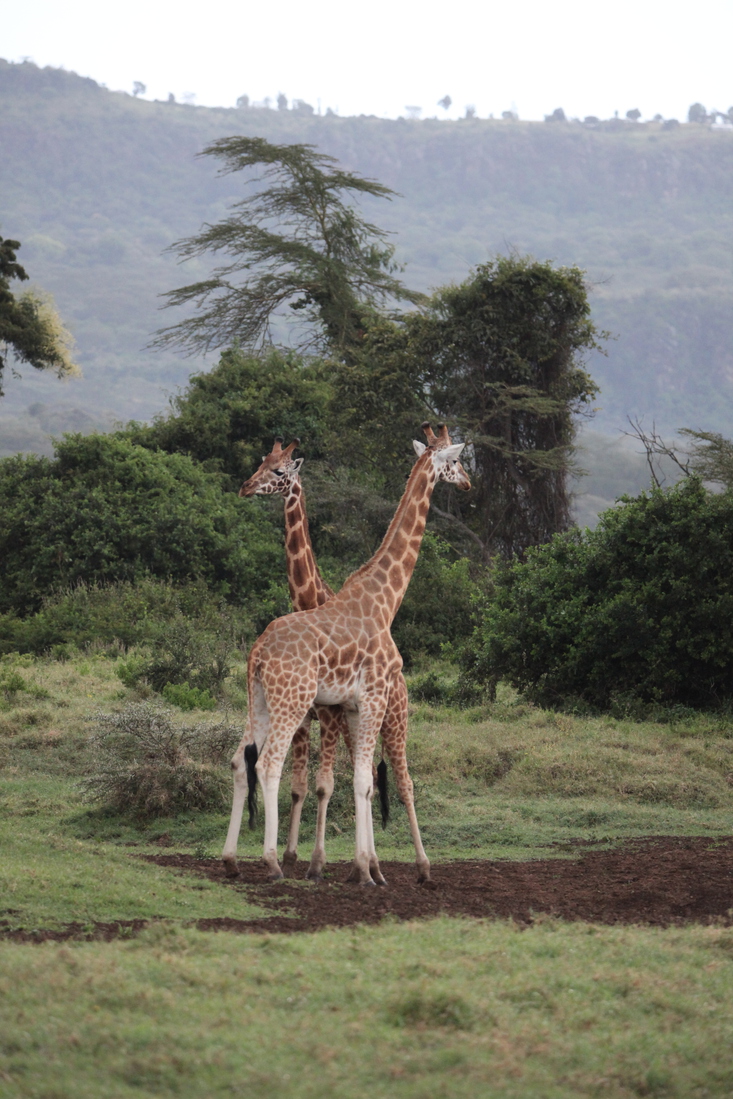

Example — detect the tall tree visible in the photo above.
[408,258,601,558]
[0,236,78,397]
[332,257,602,559]
[152,137,423,359]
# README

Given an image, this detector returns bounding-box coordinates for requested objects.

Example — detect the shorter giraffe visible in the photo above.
[239,439,428,883]
[223,424,470,884]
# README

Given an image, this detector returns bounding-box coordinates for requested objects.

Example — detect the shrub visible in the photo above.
[0,577,263,665]
[0,433,284,616]
[162,682,217,712]
[462,479,733,709]
[408,669,485,708]
[392,534,477,667]
[80,703,240,818]
[1,669,27,698]
[116,611,240,696]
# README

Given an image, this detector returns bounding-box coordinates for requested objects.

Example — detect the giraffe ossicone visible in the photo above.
[223,424,470,885]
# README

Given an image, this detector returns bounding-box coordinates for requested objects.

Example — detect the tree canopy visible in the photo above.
[331,257,602,558]
[0,235,78,397]
[152,137,424,359]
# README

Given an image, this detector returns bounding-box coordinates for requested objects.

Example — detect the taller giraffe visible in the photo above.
[239,438,428,883]
[223,424,470,885]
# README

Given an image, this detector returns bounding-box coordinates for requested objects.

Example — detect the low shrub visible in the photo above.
[162,682,217,712]
[80,703,240,818]
[118,613,239,695]
[462,479,733,710]
[408,669,486,708]
[0,577,258,658]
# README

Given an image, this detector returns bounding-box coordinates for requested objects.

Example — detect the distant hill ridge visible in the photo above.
[1,57,732,453]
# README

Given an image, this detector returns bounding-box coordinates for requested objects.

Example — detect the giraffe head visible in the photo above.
[414,422,471,490]
[239,438,303,498]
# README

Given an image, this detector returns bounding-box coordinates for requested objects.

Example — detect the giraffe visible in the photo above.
[223,423,470,885]
[238,438,427,883]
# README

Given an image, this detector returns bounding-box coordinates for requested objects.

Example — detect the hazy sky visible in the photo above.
[3,0,732,122]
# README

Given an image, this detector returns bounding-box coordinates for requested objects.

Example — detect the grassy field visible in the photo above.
[2,650,733,1097]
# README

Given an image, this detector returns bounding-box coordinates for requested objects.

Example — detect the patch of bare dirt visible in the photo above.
[3,838,732,942]
[0,919,148,944]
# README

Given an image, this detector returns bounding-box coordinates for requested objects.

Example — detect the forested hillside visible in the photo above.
[1,58,732,512]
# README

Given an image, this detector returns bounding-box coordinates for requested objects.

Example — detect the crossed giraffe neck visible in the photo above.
[240,440,332,610]
[224,423,470,885]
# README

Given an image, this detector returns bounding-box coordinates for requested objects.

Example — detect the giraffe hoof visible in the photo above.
[419,878,437,890]
[266,869,285,882]
[281,853,298,878]
[360,879,377,888]
[222,858,240,879]
[305,870,323,883]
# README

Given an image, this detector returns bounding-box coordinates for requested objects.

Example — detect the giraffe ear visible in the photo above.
[291,458,304,473]
[439,442,465,461]
[413,440,427,457]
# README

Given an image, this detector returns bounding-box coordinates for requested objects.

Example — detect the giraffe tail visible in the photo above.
[244,742,259,829]
[377,759,390,828]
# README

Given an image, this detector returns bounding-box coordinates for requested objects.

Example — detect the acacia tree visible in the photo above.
[152,137,423,359]
[0,236,78,397]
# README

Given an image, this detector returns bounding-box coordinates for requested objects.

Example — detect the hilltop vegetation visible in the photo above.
[1,57,732,482]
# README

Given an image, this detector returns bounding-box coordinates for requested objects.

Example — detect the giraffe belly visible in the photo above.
[313,666,362,709]
[313,682,358,709]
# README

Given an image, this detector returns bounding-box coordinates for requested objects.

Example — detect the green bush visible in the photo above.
[462,479,733,709]
[392,534,477,667]
[80,703,240,818]
[161,682,217,712]
[0,433,285,617]
[125,346,332,487]
[119,613,238,694]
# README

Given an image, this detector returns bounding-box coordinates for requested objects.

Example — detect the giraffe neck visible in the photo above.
[283,479,333,611]
[342,451,437,624]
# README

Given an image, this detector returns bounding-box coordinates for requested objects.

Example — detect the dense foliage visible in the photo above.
[463,479,733,709]
[0,434,286,617]
[126,346,332,487]
[333,258,600,557]
[406,259,600,557]
[0,578,251,658]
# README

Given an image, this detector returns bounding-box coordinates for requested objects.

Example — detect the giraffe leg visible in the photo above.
[306,705,346,881]
[383,674,431,884]
[282,716,312,877]
[222,679,269,878]
[365,790,387,885]
[347,696,388,886]
[256,704,313,881]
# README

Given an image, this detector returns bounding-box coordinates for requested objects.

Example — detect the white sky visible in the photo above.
[3,0,732,122]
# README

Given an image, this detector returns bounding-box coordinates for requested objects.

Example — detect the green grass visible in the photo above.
[2,651,733,1095]
[2,918,733,1098]
[2,652,733,929]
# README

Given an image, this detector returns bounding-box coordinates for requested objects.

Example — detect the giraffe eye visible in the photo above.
[274,469,285,476]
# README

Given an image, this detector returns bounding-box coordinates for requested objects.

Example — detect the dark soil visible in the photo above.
[4,836,732,943]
